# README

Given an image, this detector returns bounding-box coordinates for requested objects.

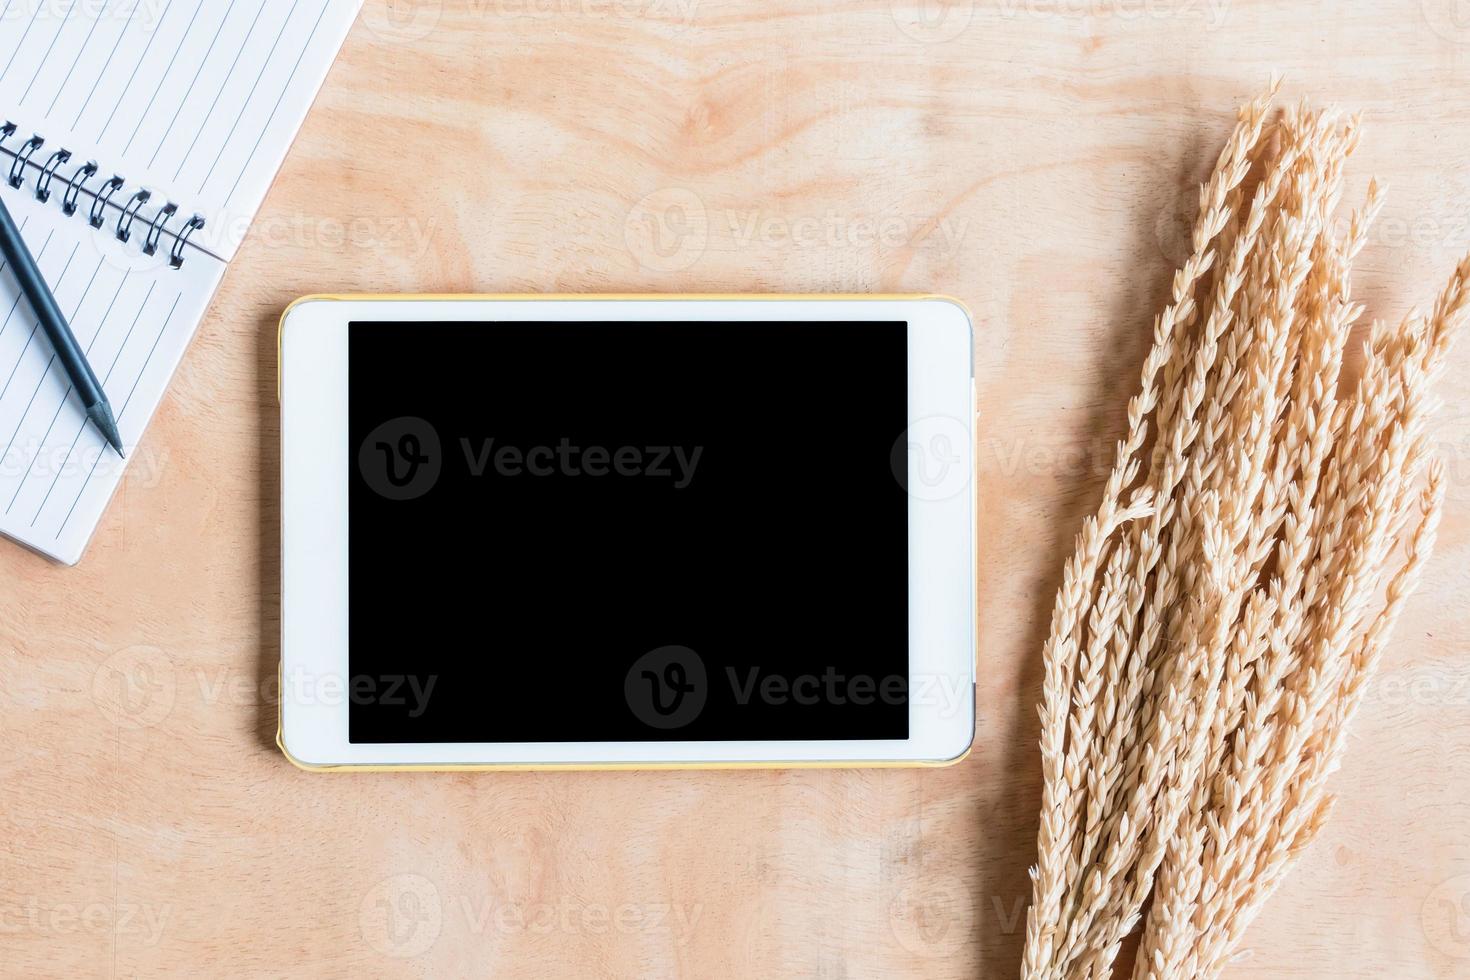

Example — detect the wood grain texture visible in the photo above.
[4,0,1470,975]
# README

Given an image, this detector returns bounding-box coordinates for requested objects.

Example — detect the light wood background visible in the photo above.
[5,0,1470,976]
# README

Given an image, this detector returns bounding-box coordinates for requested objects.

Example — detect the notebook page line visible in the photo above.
[0,237,71,402]
[18,0,78,104]
[4,258,125,514]
[0,250,104,472]
[95,0,176,143]
[69,0,143,129]
[117,0,207,156]
[0,0,42,83]
[28,276,148,526]
[53,288,181,538]
[195,0,303,194]
[144,0,239,168]
[171,0,267,182]
[0,0,359,561]
[43,0,104,116]
[220,0,329,203]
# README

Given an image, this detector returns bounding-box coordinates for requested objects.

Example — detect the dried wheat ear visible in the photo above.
[1020,80,1468,980]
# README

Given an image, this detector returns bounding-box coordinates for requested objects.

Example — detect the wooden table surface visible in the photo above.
[6,1,1470,976]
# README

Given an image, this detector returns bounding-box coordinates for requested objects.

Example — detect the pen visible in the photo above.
[0,194,125,457]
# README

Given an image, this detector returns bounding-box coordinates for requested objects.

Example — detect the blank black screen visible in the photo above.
[347,321,909,742]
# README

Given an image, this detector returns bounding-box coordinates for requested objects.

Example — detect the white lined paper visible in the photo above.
[0,0,360,562]
[0,186,220,562]
[2,0,361,259]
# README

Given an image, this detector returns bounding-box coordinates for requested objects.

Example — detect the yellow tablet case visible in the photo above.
[276,293,975,772]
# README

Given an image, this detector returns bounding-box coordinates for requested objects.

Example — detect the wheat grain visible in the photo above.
[1020,88,1467,980]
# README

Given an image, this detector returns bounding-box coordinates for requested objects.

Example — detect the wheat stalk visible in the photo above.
[1021,87,1467,980]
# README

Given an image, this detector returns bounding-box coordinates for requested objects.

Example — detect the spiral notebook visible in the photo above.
[0,0,362,564]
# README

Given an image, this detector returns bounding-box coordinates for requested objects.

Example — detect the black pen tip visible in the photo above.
[87,403,126,458]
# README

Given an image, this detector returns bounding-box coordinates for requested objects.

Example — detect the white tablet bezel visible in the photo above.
[279,295,974,768]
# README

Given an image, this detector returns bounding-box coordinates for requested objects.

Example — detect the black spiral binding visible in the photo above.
[0,122,206,270]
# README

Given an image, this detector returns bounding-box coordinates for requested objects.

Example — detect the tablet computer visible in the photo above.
[277,295,975,769]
